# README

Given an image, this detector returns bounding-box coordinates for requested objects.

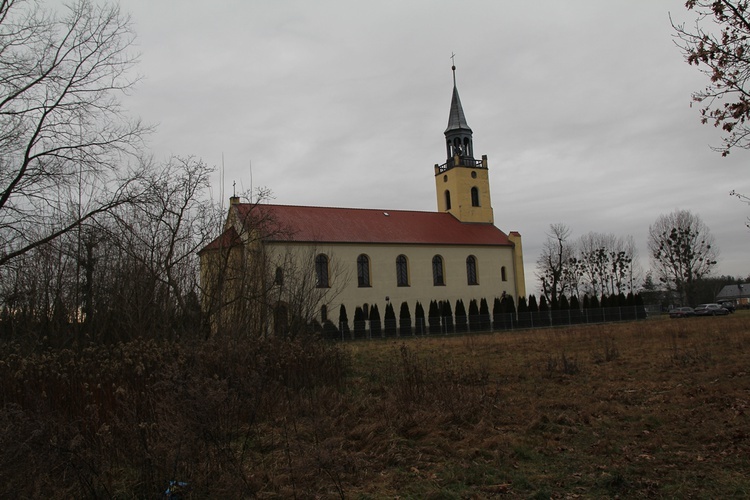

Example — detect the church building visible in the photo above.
[199,66,526,336]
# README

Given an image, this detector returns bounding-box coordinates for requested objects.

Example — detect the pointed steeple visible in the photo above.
[445,66,472,134]
[443,64,474,162]
[434,60,493,224]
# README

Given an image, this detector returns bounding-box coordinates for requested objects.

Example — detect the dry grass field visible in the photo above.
[337,313,750,498]
[2,313,750,498]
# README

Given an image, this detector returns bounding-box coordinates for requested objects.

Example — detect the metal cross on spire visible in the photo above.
[450,52,457,86]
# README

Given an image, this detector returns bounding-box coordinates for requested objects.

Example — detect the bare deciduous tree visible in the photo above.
[536,223,574,305]
[0,0,149,268]
[0,156,220,343]
[577,232,639,297]
[110,156,219,316]
[648,209,718,305]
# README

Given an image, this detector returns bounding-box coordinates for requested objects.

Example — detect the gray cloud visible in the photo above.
[120,0,749,289]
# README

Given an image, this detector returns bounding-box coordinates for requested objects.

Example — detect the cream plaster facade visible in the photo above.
[264,239,522,325]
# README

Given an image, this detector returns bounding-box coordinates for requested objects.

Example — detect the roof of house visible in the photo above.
[201,203,515,250]
[716,283,748,300]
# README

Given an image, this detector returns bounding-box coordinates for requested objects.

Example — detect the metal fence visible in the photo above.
[329,306,647,341]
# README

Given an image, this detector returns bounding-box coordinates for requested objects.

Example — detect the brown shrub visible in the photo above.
[0,334,350,497]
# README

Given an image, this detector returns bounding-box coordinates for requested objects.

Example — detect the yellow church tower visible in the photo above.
[434,64,494,224]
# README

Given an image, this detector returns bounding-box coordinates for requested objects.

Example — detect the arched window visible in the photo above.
[466,255,478,285]
[396,254,409,287]
[315,254,329,288]
[471,186,480,207]
[274,266,283,285]
[432,255,445,286]
[357,254,371,287]
[501,266,507,282]
[445,190,451,210]
[463,137,472,157]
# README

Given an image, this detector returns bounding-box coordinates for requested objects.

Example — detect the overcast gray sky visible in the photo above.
[114,0,748,291]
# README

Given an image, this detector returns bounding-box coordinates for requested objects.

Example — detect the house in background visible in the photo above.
[716,283,749,308]
[200,66,526,335]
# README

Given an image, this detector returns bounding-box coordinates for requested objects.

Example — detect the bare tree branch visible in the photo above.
[0,0,150,267]
[673,0,750,155]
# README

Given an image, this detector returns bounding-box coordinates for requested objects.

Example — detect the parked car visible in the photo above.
[718,301,736,313]
[669,306,695,318]
[693,303,731,316]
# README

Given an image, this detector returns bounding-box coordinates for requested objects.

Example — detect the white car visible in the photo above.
[693,303,730,316]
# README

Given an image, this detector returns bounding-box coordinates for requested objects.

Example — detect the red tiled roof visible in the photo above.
[234,204,514,247]
[199,226,241,253]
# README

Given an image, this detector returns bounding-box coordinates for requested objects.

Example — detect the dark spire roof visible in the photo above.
[445,65,472,134]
